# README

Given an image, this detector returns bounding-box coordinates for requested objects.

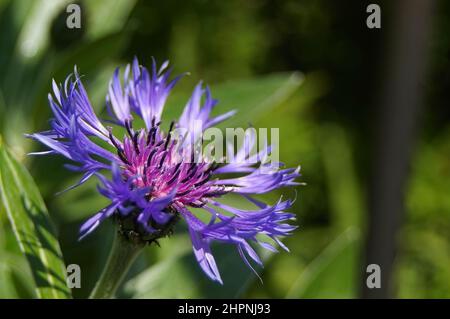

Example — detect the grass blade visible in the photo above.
[0,138,71,298]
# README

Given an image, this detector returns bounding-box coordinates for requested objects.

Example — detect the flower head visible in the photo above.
[28,57,300,284]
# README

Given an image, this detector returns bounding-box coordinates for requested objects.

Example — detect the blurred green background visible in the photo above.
[0,0,449,298]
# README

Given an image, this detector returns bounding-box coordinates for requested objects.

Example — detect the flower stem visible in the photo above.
[89,230,144,299]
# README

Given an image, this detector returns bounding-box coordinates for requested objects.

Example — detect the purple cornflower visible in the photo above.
[28,58,300,284]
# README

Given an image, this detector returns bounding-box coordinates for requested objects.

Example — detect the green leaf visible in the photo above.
[14,0,70,61]
[285,228,360,298]
[162,72,304,127]
[0,253,36,298]
[0,138,71,298]
[0,219,36,298]
[0,262,19,298]
[85,0,137,40]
